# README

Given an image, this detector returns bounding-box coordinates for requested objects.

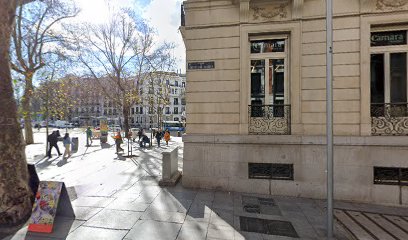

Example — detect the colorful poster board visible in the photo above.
[28,181,75,233]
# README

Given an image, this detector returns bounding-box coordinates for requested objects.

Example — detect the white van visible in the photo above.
[54,120,68,129]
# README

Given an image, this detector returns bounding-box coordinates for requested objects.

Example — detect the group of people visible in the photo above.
[47,130,73,159]
[47,127,173,157]
[154,129,171,147]
[112,128,172,153]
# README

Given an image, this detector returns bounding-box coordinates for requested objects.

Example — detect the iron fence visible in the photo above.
[371,103,408,135]
[248,104,291,135]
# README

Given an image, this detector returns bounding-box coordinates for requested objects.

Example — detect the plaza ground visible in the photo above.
[1,129,407,239]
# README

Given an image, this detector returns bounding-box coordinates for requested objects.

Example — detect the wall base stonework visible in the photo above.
[182,134,408,206]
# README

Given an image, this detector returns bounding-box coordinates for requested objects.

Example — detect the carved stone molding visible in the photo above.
[251,2,290,21]
[376,0,408,10]
[292,0,303,20]
[240,0,250,23]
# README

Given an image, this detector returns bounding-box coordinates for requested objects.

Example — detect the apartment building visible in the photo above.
[69,73,186,128]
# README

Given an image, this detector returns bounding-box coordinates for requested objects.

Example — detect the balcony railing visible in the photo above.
[248,104,291,135]
[371,103,408,136]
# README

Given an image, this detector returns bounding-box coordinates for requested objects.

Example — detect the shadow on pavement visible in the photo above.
[34,156,59,170]
[114,153,127,161]
[56,158,69,167]
[25,217,74,240]
[100,142,112,149]
[1,217,74,240]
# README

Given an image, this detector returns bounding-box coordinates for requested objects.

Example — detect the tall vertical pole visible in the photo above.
[326,0,334,238]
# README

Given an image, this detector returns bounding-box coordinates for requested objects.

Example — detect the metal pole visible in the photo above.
[326,0,334,238]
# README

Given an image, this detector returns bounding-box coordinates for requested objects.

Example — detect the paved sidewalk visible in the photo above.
[2,131,408,240]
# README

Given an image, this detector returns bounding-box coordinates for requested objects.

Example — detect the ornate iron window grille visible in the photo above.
[248,163,294,180]
[373,167,408,186]
[248,104,291,135]
[371,103,408,135]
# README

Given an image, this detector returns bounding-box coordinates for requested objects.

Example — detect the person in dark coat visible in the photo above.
[48,130,61,158]
[139,133,150,147]
[155,129,163,147]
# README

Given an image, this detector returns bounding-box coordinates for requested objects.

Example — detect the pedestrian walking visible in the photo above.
[113,131,124,153]
[155,129,163,147]
[86,126,93,146]
[47,130,61,158]
[164,129,170,146]
[62,133,72,159]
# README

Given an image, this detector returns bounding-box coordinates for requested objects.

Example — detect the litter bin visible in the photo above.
[177,131,181,137]
[71,137,79,152]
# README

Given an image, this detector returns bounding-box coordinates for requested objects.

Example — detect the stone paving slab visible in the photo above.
[176,221,208,240]
[140,209,186,223]
[335,209,408,240]
[106,198,150,212]
[72,196,115,208]
[124,220,182,240]
[72,206,104,221]
[66,226,128,240]
[83,209,142,230]
[4,133,408,240]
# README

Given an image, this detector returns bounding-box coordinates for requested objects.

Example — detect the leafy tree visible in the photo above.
[68,9,175,133]
[10,0,78,144]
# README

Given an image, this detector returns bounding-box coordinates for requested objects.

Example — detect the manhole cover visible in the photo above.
[243,204,260,213]
[240,216,298,238]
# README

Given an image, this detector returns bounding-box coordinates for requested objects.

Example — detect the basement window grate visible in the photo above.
[240,216,299,238]
[248,163,294,180]
[374,167,408,186]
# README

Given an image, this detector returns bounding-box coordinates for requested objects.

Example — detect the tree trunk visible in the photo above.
[122,104,130,135]
[0,0,33,234]
[22,73,34,144]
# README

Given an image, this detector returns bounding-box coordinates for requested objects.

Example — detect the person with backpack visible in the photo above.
[47,130,61,158]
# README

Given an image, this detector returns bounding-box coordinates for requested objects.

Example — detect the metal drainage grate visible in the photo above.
[243,204,260,214]
[258,197,275,206]
[240,216,299,238]
[242,195,281,215]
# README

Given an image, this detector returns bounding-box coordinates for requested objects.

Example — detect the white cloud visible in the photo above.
[142,0,185,73]
[74,0,135,24]
[72,0,186,73]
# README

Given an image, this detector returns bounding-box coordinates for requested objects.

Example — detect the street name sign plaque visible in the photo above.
[188,61,215,70]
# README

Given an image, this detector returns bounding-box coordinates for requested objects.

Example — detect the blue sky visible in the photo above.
[74,0,185,72]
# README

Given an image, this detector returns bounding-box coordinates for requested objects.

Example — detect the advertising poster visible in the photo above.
[28,181,63,233]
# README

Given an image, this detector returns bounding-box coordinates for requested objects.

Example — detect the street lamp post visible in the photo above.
[326,0,334,238]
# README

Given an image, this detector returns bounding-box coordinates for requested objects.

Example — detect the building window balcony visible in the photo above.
[248,104,291,135]
[371,103,408,135]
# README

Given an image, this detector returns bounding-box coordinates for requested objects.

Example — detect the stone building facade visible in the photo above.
[68,73,186,128]
[130,73,186,129]
[180,0,408,205]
